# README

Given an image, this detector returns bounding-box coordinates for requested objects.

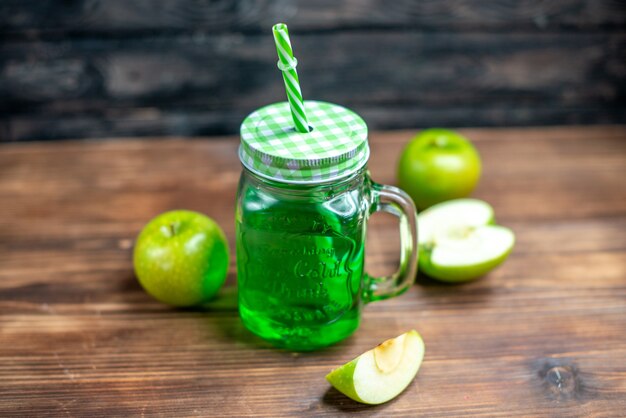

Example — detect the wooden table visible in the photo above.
[1,126,625,417]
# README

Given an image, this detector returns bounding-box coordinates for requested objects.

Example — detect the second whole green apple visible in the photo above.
[133,210,229,307]
[397,129,481,210]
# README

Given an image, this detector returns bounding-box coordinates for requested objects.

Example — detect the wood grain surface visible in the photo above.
[1,0,625,141]
[1,126,626,416]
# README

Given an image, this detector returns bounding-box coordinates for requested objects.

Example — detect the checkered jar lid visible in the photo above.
[239,100,369,183]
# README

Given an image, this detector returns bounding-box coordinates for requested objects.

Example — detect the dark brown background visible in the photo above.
[1,0,625,142]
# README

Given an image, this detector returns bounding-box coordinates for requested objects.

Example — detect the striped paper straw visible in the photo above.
[272,23,310,133]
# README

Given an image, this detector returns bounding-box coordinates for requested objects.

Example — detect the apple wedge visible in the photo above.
[418,199,515,282]
[325,330,425,405]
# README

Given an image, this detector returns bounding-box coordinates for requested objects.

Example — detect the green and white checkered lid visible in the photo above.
[239,100,369,183]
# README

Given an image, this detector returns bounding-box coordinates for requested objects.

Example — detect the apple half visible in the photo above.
[325,330,425,404]
[418,198,515,282]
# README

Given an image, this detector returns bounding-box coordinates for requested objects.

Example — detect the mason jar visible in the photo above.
[236,101,418,351]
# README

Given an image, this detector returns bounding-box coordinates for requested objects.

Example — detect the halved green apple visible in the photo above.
[325,330,425,405]
[418,198,515,282]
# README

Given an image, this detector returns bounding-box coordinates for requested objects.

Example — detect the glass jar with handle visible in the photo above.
[236,100,418,351]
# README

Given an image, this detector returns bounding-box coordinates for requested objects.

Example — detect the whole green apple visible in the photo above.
[397,129,482,210]
[133,210,229,307]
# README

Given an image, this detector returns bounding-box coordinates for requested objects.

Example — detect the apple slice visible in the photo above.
[325,330,425,405]
[418,199,515,282]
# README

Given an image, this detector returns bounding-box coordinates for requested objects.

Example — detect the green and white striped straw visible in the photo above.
[272,23,310,133]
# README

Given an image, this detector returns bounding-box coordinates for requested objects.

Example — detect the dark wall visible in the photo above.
[1,0,625,141]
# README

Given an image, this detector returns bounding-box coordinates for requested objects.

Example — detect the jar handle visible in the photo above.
[366,181,419,302]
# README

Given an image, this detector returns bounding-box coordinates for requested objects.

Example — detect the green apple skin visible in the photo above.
[326,358,362,403]
[397,129,482,210]
[326,330,425,405]
[419,237,514,283]
[133,210,229,307]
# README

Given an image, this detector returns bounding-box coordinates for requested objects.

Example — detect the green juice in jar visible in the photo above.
[237,168,368,350]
